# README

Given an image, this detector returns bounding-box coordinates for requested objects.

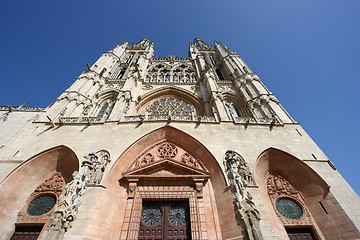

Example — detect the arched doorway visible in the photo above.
[0,145,79,239]
[88,126,233,240]
[255,148,359,240]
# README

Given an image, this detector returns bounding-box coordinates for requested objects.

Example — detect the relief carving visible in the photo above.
[16,172,66,224]
[266,172,312,225]
[181,153,197,167]
[34,172,65,196]
[267,173,297,197]
[126,142,208,173]
[157,143,178,158]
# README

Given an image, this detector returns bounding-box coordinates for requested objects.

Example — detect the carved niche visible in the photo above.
[88,150,111,185]
[17,172,66,224]
[266,173,312,225]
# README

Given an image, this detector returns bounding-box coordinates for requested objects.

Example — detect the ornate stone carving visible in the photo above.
[224,150,263,240]
[34,172,65,196]
[41,154,94,239]
[148,98,194,116]
[267,173,297,197]
[140,153,155,165]
[266,173,312,225]
[126,142,208,174]
[16,172,66,224]
[157,143,178,158]
[88,150,111,185]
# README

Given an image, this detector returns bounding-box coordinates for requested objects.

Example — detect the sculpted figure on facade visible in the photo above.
[88,150,111,185]
[224,150,263,240]
[41,154,94,240]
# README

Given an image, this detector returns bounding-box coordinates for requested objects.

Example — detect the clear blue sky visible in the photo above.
[1,1,359,194]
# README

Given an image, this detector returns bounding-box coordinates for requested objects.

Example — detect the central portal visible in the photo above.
[139,201,191,240]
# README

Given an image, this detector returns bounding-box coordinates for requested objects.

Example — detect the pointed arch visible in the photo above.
[254,147,329,198]
[254,147,359,239]
[106,126,225,185]
[0,145,79,237]
[222,92,253,118]
[86,126,226,240]
[137,86,205,115]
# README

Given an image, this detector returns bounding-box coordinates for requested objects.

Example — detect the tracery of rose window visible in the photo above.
[148,98,193,116]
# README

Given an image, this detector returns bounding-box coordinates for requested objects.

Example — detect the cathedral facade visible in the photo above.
[0,38,359,240]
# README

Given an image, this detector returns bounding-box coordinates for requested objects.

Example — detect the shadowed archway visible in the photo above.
[0,145,79,237]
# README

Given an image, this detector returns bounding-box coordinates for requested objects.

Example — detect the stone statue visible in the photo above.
[41,154,93,240]
[88,150,111,185]
[224,150,263,240]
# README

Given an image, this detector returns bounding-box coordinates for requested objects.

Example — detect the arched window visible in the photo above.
[225,102,241,118]
[216,69,225,81]
[97,100,115,120]
[117,68,126,79]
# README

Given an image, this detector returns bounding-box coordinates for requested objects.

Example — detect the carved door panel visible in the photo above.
[286,228,316,240]
[10,226,43,240]
[139,201,191,240]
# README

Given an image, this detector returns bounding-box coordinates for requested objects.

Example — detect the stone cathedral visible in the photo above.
[0,38,359,240]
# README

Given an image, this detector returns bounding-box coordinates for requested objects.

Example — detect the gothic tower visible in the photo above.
[0,38,359,240]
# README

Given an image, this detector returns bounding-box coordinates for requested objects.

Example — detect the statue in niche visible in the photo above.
[224,150,263,240]
[88,150,111,185]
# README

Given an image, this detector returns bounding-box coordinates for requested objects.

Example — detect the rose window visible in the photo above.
[276,198,303,220]
[148,98,193,116]
[27,195,57,216]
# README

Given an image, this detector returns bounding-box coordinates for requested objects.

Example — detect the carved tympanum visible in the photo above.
[267,173,297,197]
[17,172,65,224]
[266,173,312,225]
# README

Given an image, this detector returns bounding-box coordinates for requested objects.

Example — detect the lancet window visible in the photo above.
[216,69,225,81]
[97,100,115,120]
[117,68,127,79]
[223,96,253,119]
[225,102,241,118]
[147,98,193,116]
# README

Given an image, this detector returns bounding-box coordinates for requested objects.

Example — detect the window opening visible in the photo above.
[97,103,109,118]
[319,201,328,214]
[295,128,302,136]
[117,68,126,79]
[105,101,115,120]
[216,69,225,81]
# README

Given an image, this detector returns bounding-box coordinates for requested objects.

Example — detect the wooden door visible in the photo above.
[286,228,316,240]
[139,201,191,240]
[10,226,43,240]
